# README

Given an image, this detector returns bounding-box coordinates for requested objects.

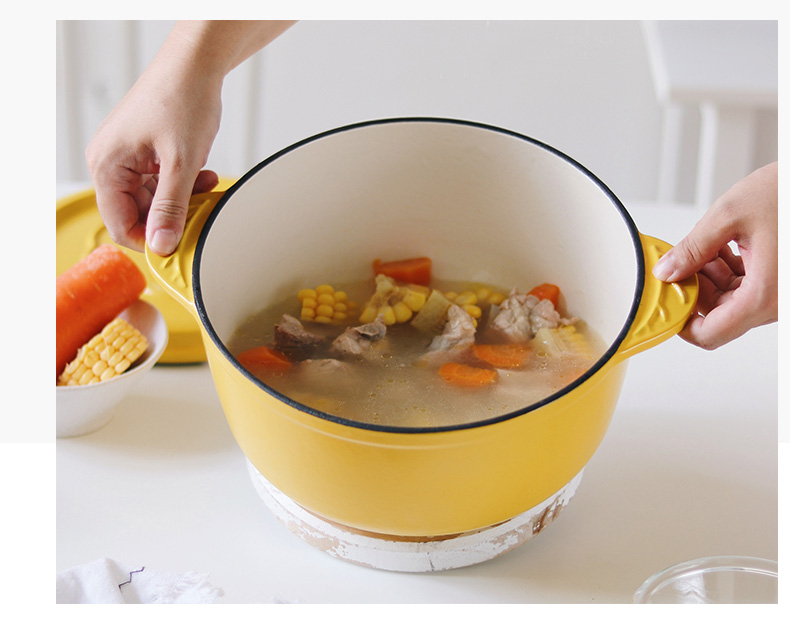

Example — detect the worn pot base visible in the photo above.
[247,459,583,572]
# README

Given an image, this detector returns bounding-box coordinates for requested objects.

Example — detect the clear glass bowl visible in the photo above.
[633,556,778,604]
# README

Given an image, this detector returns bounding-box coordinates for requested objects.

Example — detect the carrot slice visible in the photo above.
[56,244,147,379]
[237,345,292,372]
[527,283,560,307]
[472,343,531,368]
[438,362,499,388]
[372,257,432,285]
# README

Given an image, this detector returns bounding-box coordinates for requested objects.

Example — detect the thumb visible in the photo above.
[145,164,195,256]
[652,212,732,283]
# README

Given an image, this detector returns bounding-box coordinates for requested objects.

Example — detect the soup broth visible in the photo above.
[228,272,604,428]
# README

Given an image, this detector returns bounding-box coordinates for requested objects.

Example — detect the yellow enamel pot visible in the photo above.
[147,118,697,538]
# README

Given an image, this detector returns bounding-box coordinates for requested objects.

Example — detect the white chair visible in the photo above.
[642,20,778,209]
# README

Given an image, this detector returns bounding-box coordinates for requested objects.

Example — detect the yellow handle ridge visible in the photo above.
[145,191,225,315]
[616,234,698,360]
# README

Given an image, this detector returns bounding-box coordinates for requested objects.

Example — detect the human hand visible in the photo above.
[86,39,223,255]
[86,21,296,256]
[652,161,778,350]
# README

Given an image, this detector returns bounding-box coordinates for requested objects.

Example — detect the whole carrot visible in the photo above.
[56,245,147,379]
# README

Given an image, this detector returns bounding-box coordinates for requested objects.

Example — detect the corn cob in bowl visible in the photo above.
[56,300,168,438]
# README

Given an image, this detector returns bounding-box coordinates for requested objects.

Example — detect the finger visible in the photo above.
[94,169,150,251]
[678,310,751,350]
[717,243,745,277]
[141,175,159,200]
[693,270,743,319]
[652,210,734,283]
[677,312,706,346]
[93,183,147,252]
[145,162,197,256]
[678,288,753,350]
[193,169,220,194]
[692,272,722,317]
[123,175,159,225]
[699,258,742,295]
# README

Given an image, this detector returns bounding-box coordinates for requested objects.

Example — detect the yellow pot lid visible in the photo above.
[56,180,236,364]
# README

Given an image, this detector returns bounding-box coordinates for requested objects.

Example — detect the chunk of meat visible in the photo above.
[291,358,361,410]
[330,316,389,359]
[273,314,325,360]
[421,304,476,364]
[297,358,354,382]
[488,289,575,343]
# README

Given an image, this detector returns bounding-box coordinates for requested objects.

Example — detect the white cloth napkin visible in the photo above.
[56,557,223,604]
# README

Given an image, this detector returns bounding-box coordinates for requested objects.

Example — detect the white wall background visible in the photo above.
[56,20,778,206]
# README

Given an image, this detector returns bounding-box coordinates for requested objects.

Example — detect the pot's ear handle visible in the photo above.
[146,191,225,316]
[615,234,698,361]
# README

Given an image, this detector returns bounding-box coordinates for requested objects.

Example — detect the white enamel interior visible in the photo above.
[197,120,641,363]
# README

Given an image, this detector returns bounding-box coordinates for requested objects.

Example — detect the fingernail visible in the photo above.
[149,229,178,255]
[652,253,676,281]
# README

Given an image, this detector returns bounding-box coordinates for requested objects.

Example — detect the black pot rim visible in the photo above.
[193,116,645,435]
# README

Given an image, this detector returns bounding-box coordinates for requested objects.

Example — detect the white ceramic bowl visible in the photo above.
[56,299,168,438]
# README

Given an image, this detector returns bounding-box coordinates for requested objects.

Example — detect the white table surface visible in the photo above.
[55,187,779,604]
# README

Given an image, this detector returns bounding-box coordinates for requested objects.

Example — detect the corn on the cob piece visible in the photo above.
[439,289,478,327]
[467,286,506,306]
[532,325,593,359]
[359,275,428,326]
[297,284,357,324]
[441,287,506,325]
[58,317,148,386]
